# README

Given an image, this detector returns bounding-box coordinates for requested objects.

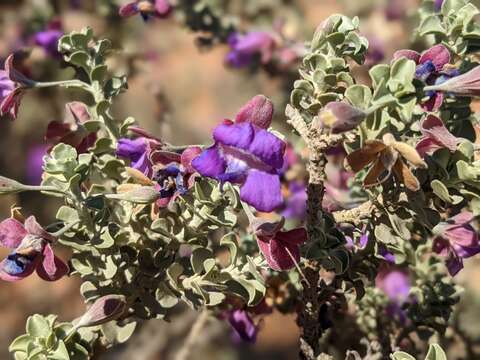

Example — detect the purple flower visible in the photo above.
[117,138,151,173]
[226,32,275,68]
[416,114,459,157]
[254,217,307,271]
[322,160,354,212]
[26,144,48,185]
[192,96,285,212]
[433,212,480,276]
[228,310,257,343]
[153,146,201,208]
[0,216,68,282]
[119,0,171,21]
[376,268,410,304]
[0,54,34,120]
[46,102,97,154]
[394,45,456,111]
[34,20,63,58]
[345,230,369,250]
[116,129,164,177]
[281,181,307,220]
[376,267,411,323]
[424,65,480,97]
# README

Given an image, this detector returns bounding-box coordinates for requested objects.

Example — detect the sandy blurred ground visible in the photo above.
[0,1,478,359]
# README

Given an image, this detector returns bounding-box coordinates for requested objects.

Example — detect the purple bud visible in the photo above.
[316,102,366,133]
[119,2,140,17]
[76,295,127,328]
[235,95,274,129]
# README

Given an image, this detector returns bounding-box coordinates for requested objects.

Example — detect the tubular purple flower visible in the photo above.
[416,115,459,157]
[393,44,453,111]
[76,295,127,328]
[192,96,284,212]
[424,65,480,96]
[432,212,480,276]
[226,31,275,68]
[227,310,257,343]
[315,102,366,134]
[0,216,68,282]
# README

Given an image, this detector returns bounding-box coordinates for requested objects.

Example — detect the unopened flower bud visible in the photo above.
[106,185,159,204]
[315,102,366,133]
[235,95,274,129]
[76,295,127,328]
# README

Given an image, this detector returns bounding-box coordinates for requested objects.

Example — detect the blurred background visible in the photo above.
[0,0,479,359]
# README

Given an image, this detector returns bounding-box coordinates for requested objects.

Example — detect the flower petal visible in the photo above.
[179,147,201,174]
[392,49,420,63]
[248,128,286,169]
[191,145,226,178]
[24,216,56,242]
[268,238,300,271]
[0,218,27,248]
[346,140,386,172]
[240,170,282,212]
[446,254,463,276]
[364,158,389,187]
[392,158,420,191]
[36,244,69,281]
[154,0,171,15]
[274,228,307,246]
[415,137,441,158]
[421,91,444,112]
[0,252,38,281]
[213,122,254,150]
[392,141,427,168]
[419,44,450,71]
[420,115,458,152]
[119,2,139,17]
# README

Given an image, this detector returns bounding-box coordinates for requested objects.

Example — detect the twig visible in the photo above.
[332,201,375,225]
[174,309,210,360]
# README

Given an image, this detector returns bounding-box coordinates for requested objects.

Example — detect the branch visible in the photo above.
[174,309,210,360]
[332,201,375,225]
